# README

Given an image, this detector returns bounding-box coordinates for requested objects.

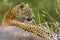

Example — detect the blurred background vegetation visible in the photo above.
[0,0,60,34]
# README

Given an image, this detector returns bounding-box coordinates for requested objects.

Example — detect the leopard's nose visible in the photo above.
[33,15,35,19]
[32,14,35,19]
[31,15,35,19]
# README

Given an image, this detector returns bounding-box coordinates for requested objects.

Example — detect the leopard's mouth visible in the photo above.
[24,18,34,24]
[26,18,32,21]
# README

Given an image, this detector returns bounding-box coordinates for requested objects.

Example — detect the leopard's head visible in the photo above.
[15,2,35,24]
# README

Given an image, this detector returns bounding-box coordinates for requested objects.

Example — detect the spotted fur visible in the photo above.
[2,2,58,40]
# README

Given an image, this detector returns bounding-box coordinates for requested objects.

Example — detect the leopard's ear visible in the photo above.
[20,2,28,10]
[20,2,25,9]
[25,3,28,7]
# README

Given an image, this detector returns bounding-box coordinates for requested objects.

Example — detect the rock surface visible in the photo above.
[0,26,43,40]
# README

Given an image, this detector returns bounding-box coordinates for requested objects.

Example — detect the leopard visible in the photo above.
[1,2,59,40]
[2,2,35,27]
